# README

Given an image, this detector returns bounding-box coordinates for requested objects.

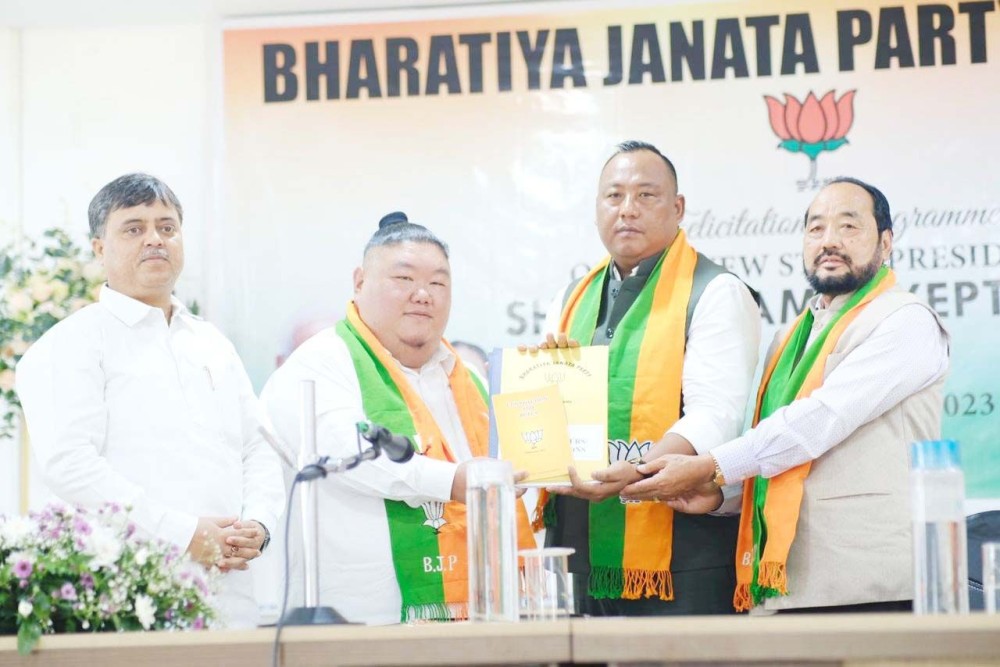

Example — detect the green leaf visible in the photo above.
[801,142,826,160]
[824,138,848,152]
[778,139,802,153]
[17,620,42,655]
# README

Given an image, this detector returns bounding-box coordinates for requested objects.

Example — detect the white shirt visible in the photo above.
[711,296,950,485]
[260,328,465,626]
[16,285,285,627]
[543,272,762,454]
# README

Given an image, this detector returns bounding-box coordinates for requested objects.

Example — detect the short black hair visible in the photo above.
[604,140,679,190]
[363,211,449,259]
[806,177,893,235]
[88,173,183,238]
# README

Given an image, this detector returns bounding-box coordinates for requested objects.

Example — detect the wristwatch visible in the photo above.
[711,455,726,487]
[253,520,271,553]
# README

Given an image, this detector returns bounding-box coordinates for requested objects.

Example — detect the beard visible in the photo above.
[805,247,883,296]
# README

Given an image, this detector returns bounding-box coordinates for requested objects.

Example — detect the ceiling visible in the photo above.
[0,0,534,28]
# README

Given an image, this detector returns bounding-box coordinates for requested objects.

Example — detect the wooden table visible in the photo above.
[2,614,999,666]
[571,614,1000,666]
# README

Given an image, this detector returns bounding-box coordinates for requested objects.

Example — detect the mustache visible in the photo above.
[814,250,851,267]
[140,249,169,262]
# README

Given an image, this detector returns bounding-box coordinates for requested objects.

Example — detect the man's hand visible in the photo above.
[662,482,724,515]
[545,462,643,502]
[219,520,266,571]
[517,332,581,354]
[619,454,716,502]
[187,516,238,567]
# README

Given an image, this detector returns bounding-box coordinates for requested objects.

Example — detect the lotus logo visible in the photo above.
[765,90,856,189]
[422,501,447,532]
[521,429,544,449]
[608,439,651,463]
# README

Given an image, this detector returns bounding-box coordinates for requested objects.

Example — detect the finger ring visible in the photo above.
[230,545,238,556]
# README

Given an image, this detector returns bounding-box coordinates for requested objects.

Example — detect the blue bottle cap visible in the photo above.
[910,439,961,470]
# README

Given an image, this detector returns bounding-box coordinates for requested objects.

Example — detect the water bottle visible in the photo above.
[466,459,519,622]
[910,439,969,614]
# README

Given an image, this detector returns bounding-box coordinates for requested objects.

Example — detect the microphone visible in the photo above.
[357,421,416,463]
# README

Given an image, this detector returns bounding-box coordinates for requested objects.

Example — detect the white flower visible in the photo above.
[82,261,104,282]
[7,291,32,317]
[0,369,15,392]
[18,600,33,618]
[55,257,77,274]
[0,517,39,548]
[50,281,70,303]
[134,594,156,630]
[83,525,123,568]
[134,548,149,567]
[9,337,30,356]
[27,275,54,302]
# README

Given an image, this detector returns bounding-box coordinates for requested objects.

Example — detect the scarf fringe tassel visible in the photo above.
[589,566,673,602]
[734,584,752,612]
[758,561,788,594]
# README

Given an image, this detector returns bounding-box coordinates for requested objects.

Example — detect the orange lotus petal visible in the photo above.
[833,90,856,139]
[764,95,791,140]
[797,91,827,144]
[819,91,839,140]
[783,94,803,142]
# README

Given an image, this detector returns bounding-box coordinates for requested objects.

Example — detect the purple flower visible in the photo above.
[192,616,205,630]
[73,516,92,535]
[80,572,95,590]
[13,559,32,580]
[60,583,78,601]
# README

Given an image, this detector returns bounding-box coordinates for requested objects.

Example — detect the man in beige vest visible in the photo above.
[587,177,949,613]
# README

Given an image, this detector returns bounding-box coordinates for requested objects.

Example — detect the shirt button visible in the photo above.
[606,328,614,338]
[611,287,620,297]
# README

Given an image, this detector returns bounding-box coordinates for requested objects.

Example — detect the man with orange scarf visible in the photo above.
[262,213,534,625]
[611,178,950,613]
[539,141,761,615]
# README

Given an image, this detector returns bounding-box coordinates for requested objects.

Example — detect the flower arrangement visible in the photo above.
[0,228,105,439]
[0,503,216,655]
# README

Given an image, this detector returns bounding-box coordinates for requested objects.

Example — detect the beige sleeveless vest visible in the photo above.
[762,287,949,610]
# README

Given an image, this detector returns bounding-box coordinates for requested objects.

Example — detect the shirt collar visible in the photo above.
[395,341,456,376]
[99,284,195,328]
[807,290,854,316]
[610,251,663,281]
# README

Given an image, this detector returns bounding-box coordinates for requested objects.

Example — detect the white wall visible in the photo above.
[0,27,22,520]
[0,0,536,620]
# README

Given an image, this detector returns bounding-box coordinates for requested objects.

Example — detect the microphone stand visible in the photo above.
[276,383,415,626]
[280,380,351,626]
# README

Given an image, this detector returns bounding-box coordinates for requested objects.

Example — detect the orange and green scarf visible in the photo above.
[338,303,535,622]
[536,230,698,601]
[734,266,896,611]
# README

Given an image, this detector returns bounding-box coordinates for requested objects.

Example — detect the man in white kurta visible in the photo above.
[16,173,284,627]
[260,212,489,625]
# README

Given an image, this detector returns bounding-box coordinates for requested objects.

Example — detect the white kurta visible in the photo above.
[16,286,285,627]
[260,330,470,626]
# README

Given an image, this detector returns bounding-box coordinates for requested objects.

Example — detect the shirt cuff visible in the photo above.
[412,456,459,504]
[708,482,744,516]
[710,436,760,486]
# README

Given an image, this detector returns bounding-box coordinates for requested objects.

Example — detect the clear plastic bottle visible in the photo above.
[910,439,969,614]
[466,459,519,622]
